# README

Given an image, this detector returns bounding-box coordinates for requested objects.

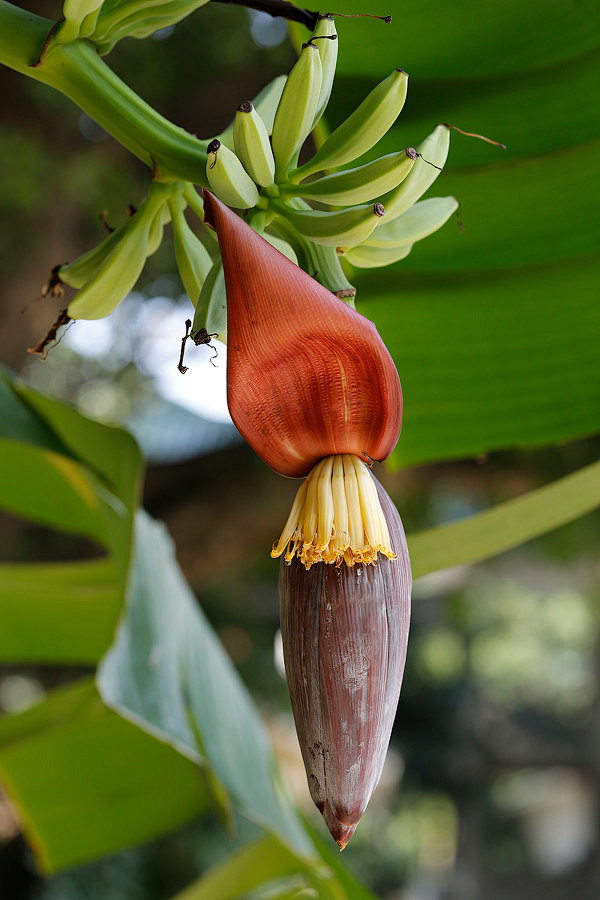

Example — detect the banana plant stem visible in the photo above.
[0,1,210,184]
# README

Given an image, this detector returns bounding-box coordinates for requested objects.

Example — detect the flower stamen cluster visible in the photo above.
[271,454,396,569]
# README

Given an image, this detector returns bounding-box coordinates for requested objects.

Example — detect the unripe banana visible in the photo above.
[311,15,338,128]
[147,201,170,256]
[271,41,323,180]
[206,139,259,210]
[267,215,356,298]
[271,199,385,248]
[263,232,298,265]
[233,102,275,187]
[193,260,227,342]
[59,225,124,290]
[67,184,171,320]
[169,196,214,304]
[379,124,450,221]
[293,69,409,180]
[362,196,458,249]
[342,242,413,269]
[216,75,286,150]
[284,148,417,207]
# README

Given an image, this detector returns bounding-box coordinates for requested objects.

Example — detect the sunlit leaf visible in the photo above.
[0,559,122,664]
[0,679,210,873]
[98,511,313,856]
[408,460,600,576]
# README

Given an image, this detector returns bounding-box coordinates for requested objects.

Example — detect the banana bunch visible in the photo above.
[196,14,454,296]
[56,14,458,331]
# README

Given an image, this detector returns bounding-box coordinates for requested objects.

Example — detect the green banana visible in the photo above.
[193,259,227,342]
[169,195,213,304]
[267,213,356,298]
[292,69,409,180]
[59,223,126,290]
[205,139,259,210]
[262,233,298,265]
[379,124,450,221]
[271,41,323,181]
[271,199,385,248]
[311,15,338,128]
[216,75,286,150]
[361,196,458,249]
[342,242,413,269]
[283,148,417,207]
[67,183,172,320]
[233,102,275,188]
[147,200,170,256]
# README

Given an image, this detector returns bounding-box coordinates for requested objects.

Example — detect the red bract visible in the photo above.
[202,190,402,478]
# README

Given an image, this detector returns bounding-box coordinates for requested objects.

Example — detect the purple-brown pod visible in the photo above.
[279,477,411,848]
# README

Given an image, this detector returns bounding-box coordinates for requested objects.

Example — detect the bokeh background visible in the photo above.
[0,1,599,898]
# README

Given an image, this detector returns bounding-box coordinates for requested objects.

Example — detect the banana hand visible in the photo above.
[311,15,338,129]
[193,259,227,342]
[292,69,409,180]
[67,182,172,319]
[342,243,413,269]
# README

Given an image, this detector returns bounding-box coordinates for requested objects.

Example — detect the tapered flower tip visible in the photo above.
[322,804,358,851]
[202,190,402,478]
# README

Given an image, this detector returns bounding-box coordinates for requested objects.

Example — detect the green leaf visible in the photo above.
[0,438,127,553]
[0,559,122,664]
[327,0,600,465]
[170,835,308,900]
[0,367,66,454]
[97,511,313,856]
[170,829,377,900]
[408,459,600,577]
[368,257,600,467]
[0,679,210,873]
[333,0,600,78]
[1,367,142,517]
[393,140,600,273]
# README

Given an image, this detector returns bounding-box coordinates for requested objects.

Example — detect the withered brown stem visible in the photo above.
[27,309,72,359]
[211,0,319,30]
